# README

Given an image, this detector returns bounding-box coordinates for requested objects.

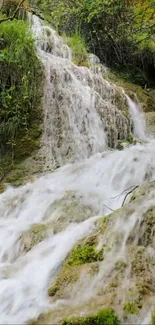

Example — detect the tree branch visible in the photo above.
[122,185,139,206]
[0,0,4,11]
[0,0,26,24]
[103,204,114,212]
[111,185,137,199]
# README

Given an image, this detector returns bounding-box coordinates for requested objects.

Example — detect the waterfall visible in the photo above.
[0,14,155,324]
[126,95,147,140]
[29,15,132,170]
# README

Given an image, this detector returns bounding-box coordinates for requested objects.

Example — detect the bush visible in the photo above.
[0,19,43,157]
[65,33,88,66]
[35,0,155,87]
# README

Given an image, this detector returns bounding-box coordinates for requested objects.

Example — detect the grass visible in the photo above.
[64,33,88,66]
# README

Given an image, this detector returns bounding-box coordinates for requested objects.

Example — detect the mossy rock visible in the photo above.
[62,308,120,325]
[123,302,138,316]
[97,216,111,234]
[107,70,155,113]
[129,182,155,203]
[29,308,120,325]
[20,223,50,252]
[114,260,127,272]
[130,247,153,295]
[4,168,26,187]
[131,247,148,276]
[145,112,155,136]
[137,207,155,246]
[123,284,148,312]
[48,265,80,298]
[127,201,155,247]
[44,191,96,233]
[48,261,99,299]
[66,244,104,267]
[0,183,6,193]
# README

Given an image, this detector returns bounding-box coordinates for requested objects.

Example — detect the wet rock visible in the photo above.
[44,191,97,233]
[19,223,51,253]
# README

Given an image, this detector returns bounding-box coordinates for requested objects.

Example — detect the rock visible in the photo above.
[145,112,155,136]
[19,223,51,253]
[44,191,97,233]
[30,182,155,324]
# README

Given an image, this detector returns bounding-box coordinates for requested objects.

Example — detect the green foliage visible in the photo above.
[62,308,120,325]
[35,0,155,87]
[123,302,138,316]
[0,19,43,166]
[67,244,104,266]
[1,0,28,18]
[65,33,88,66]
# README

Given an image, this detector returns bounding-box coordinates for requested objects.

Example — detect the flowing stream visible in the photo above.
[0,15,155,324]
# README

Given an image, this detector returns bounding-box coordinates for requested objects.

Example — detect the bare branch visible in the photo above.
[122,185,139,207]
[111,185,137,200]
[103,204,114,212]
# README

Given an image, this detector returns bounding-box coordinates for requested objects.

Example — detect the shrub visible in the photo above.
[0,19,43,158]
[65,33,88,66]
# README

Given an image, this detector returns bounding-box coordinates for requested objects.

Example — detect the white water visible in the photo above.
[30,15,133,169]
[0,15,154,324]
[126,95,147,140]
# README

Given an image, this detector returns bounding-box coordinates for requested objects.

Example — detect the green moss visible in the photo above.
[138,207,155,246]
[0,183,6,193]
[98,216,110,234]
[107,70,155,113]
[123,302,138,316]
[131,247,146,276]
[151,310,155,325]
[29,308,120,325]
[130,193,137,202]
[4,168,26,187]
[114,260,127,272]
[62,308,120,325]
[45,192,94,233]
[48,265,79,297]
[67,244,104,267]
[84,234,98,246]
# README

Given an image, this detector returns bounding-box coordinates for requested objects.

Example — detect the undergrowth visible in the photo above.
[0,19,43,183]
[64,33,88,66]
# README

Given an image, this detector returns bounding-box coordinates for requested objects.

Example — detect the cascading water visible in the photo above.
[126,95,148,140]
[0,14,155,324]
[29,15,132,170]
